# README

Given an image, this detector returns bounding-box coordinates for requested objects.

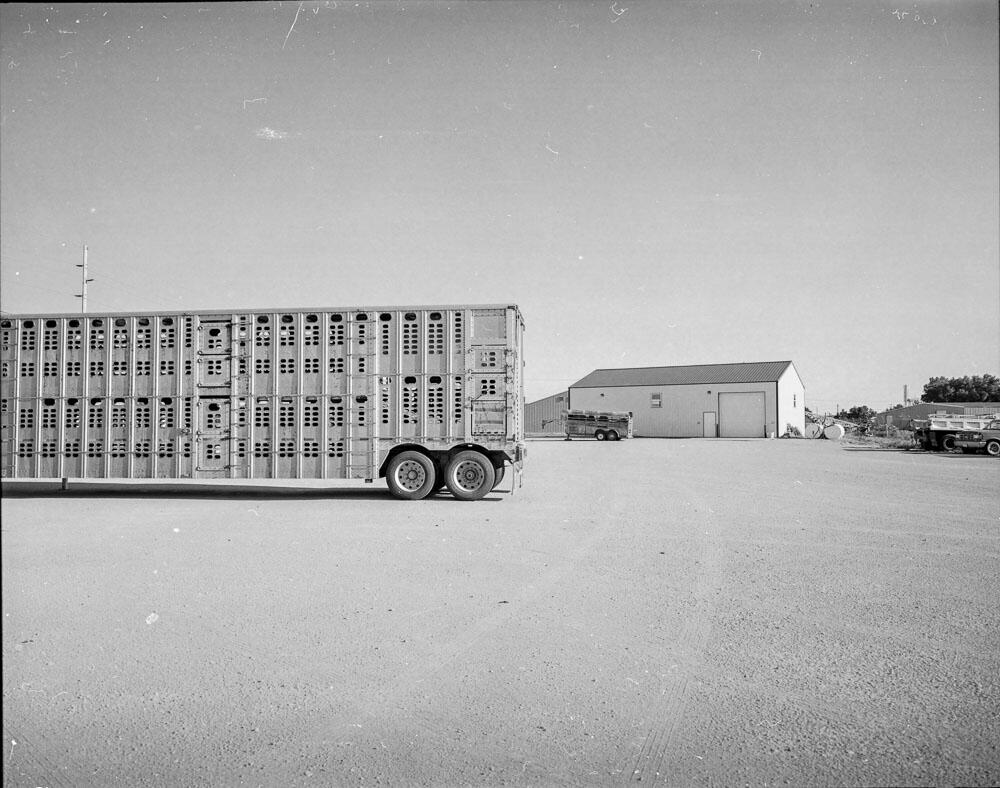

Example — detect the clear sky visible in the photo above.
[1,1,997,412]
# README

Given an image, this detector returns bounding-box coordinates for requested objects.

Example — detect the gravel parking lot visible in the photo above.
[3,437,998,787]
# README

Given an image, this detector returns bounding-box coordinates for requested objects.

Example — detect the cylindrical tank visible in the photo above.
[823,424,845,441]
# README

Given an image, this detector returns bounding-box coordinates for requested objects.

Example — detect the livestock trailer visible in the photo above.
[564,409,633,441]
[0,304,525,500]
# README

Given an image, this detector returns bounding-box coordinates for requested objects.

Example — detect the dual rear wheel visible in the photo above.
[386,450,500,501]
[386,451,437,500]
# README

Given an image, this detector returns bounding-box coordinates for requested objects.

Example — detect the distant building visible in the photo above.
[525,391,569,435]
[568,361,805,438]
[875,402,1000,427]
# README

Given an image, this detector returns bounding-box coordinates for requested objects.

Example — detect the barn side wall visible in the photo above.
[525,391,569,434]
[776,365,806,436]
[569,382,781,438]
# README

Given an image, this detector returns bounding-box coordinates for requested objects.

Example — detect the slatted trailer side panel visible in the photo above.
[0,305,525,500]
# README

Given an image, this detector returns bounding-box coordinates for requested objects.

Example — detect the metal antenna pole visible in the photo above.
[75,245,94,313]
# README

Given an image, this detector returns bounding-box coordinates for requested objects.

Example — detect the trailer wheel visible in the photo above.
[445,450,496,501]
[386,451,436,500]
[492,464,505,490]
[986,440,1000,457]
[940,434,957,452]
[594,430,606,441]
[606,430,619,441]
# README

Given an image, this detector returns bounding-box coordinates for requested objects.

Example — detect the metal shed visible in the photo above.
[568,361,805,438]
[524,390,569,435]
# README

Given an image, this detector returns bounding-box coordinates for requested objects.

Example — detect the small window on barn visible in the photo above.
[556,396,564,403]
[650,393,662,409]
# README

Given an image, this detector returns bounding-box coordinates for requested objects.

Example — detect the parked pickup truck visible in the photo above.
[913,413,999,451]
[954,420,1000,456]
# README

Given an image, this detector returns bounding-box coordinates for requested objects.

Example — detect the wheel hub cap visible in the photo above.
[397,461,425,491]
[454,461,484,491]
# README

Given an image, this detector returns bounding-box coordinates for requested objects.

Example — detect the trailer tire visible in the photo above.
[986,440,1000,457]
[940,434,957,452]
[606,430,619,441]
[595,430,606,441]
[445,450,496,501]
[386,451,437,500]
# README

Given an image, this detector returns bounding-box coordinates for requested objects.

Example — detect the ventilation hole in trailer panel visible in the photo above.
[89,321,105,350]
[254,399,271,428]
[41,400,57,428]
[66,322,82,349]
[279,399,295,427]
[380,314,392,355]
[135,400,150,428]
[329,397,344,427]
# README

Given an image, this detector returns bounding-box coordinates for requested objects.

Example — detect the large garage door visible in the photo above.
[719,392,766,438]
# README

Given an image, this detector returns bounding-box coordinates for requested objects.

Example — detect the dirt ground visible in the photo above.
[2,438,998,787]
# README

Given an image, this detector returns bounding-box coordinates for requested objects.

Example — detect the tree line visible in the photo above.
[919,374,999,403]
[826,374,998,423]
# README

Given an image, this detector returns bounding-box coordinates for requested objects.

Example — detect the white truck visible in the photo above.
[912,412,999,452]
[0,304,526,500]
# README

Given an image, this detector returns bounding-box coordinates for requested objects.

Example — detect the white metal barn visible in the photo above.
[568,361,805,439]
